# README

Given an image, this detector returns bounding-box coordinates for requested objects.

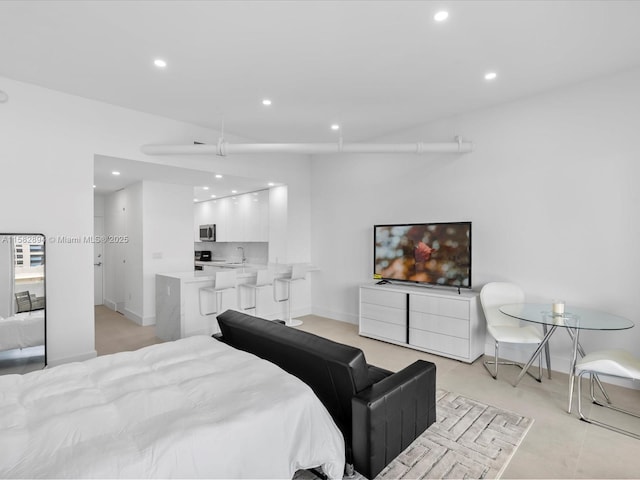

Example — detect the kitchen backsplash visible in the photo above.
[194,241,268,265]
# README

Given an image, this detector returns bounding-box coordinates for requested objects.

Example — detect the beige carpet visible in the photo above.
[298,389,533,480]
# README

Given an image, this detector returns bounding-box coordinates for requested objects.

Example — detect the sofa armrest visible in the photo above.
[367,364,393,384]
[351,360,436,479]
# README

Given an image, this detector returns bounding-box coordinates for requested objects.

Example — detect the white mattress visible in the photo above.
[0,335,345,479]
[0,312,45,352]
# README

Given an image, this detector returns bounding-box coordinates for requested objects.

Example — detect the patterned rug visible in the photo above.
[298,389,533,480]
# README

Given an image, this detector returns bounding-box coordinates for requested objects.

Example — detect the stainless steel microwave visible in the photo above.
[199,224,216,242]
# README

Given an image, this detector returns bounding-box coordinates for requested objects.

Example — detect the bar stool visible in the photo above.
[575,349,640,439]
[274,264,306,327]
[239,270,274,317]
[198,270,237,317]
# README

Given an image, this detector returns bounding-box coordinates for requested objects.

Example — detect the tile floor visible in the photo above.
[94,307,640,478]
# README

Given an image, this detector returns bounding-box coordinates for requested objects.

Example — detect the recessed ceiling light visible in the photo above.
[434,11,449,22]
[93,185,96,188]
[262,99,272,106]
[215,174,223,179]
[203,186,209,190]
[112,171,120,176]
[331,124,340,131]
[231,190,237,194]
[484,72,497,80]
[210,194,216,198]
[268,182,275,187]
[193,198,198,202]
[154,59,167,68]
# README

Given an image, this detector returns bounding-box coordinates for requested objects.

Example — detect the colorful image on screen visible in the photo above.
[374,222,471,288]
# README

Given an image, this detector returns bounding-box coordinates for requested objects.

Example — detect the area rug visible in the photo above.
[297,389,533,480]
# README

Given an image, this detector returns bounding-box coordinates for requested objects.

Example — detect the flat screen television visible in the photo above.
[373,222,471,289]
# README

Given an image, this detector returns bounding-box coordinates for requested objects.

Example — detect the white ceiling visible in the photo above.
[3,0,640,193]
[94,155,276,201]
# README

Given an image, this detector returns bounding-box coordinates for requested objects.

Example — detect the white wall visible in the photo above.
[0,75,312,365]
[310,67,640,373]
[142,181,193,324]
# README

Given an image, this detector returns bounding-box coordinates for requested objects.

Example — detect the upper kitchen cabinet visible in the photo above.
[194,189,270,242]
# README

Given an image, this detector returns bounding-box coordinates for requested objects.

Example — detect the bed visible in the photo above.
[0,335,345,479]
[0,311,45,352]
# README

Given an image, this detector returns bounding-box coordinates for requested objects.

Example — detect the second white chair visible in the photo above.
[575,349,640,439]
[480,282,545,384]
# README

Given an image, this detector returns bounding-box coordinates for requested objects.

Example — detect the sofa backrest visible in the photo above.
[216,310,373,440]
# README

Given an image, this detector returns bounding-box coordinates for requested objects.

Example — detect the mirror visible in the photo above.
[0,233,46,374]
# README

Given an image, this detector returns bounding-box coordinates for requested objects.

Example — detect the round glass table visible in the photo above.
[500,303,634,412]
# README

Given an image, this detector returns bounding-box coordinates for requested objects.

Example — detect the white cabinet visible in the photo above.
[359,283,485,363]
[194,190,270,242]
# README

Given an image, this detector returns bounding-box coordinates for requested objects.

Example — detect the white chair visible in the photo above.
[239,270,274,317]
[575,349,640,439]
[198,270,237,317]
[274,264,306,327]
[480,282,545,384]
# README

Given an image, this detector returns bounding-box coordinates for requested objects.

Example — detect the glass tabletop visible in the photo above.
[500,303,635,331]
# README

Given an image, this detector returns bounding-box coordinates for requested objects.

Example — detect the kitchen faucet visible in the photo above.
[237,246,246,264]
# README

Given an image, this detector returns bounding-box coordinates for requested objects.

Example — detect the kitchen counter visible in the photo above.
[156,264,316,341]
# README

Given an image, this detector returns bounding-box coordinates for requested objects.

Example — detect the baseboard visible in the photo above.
[102,298,118,311]
[124,308,143,326]
[311,306,358,325]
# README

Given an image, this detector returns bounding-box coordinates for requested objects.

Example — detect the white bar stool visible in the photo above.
[198,270,237,317]
[575,349,640,439]
[274,264,307,327]
[239,270,274,317]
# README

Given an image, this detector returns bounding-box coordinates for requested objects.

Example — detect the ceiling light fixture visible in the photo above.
[262,99,272,106]
[268,182,275,186]
[112,171,120,176]
[203,186,209,190]
[484,72,497,80]
[231,190,237,194]
[154,59,167,68]
[434,11,449,22]
[331,124,340,130]
[215,174,223,179]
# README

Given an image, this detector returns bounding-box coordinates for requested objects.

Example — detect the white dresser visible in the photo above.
[359,283,486,363]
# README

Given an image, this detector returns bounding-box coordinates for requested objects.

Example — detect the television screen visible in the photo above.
[373,222,471,288]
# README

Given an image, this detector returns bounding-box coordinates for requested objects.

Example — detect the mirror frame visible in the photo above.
[0,232,47,372]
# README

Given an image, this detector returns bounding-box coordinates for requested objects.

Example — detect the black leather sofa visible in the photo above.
[216,310,437,479]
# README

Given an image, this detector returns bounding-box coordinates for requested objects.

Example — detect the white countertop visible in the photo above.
[159,263,317,284]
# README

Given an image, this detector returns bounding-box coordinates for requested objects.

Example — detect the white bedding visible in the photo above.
[0,312,45,352]
[0,335,345,479]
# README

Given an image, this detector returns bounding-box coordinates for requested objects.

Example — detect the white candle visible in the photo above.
[552,300,565,315]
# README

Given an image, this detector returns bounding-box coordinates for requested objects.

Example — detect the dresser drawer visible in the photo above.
[410,294,469,319]
[409,328,469,358]
[360,317,406,343]
[361,288,407,309]
[409,311,469,338]
[360,302,406,326]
